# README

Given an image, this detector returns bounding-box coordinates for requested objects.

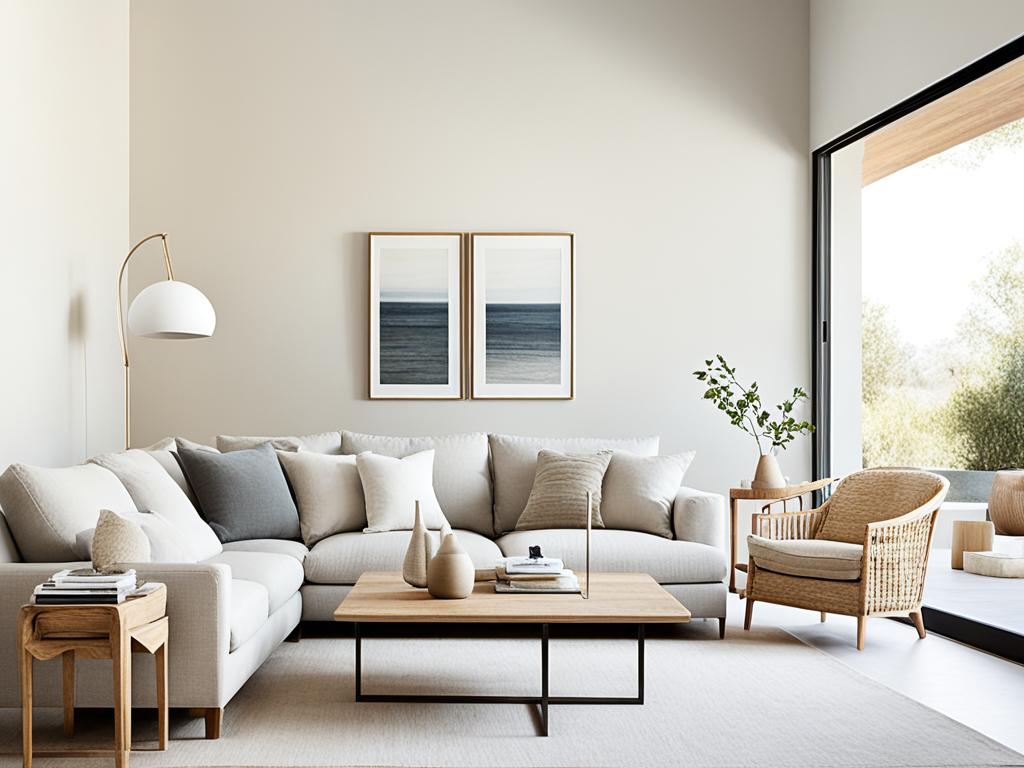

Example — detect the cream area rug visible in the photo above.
[1,624,1021,768]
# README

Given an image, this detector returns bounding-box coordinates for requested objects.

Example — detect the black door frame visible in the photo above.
[812,32,1024,483]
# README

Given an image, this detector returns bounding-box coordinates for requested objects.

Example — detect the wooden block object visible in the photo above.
[951,520,995,569]
[963,551,1024,578]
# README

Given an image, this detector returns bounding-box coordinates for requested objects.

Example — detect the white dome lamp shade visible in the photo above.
[117,232,217,448]
[127,280,216,339]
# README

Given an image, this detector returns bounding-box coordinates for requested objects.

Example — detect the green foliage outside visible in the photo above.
[863,242,1024,470]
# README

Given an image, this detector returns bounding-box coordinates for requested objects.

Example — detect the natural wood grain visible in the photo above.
[17,586,169,767]
[334,572,690,624]
[910,611,927,640]
[951,520,995,569]
[857,616,866,651]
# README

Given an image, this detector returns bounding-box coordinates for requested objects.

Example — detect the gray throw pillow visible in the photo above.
[176,442,300,543]
[514,450,612,531]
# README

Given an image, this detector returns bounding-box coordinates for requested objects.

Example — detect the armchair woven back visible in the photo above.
[816,469,948,545]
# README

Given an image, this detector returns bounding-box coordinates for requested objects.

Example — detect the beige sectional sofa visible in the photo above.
[0,430,726,737]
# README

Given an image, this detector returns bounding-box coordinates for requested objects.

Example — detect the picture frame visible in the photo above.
[368,232,464,399]
[470,233,574,400]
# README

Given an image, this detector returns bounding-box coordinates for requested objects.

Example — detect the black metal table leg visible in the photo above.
[637,623,645,704]
[354,622,362,701]
[540,624,549,737]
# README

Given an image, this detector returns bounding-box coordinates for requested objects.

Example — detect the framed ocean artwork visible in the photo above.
[470,233,574,399]
[368,233,464,399]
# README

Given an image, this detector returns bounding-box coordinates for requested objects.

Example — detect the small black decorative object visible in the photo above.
[528,545,543,560]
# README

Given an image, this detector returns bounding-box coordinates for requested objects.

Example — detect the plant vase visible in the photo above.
[751,453,786,490]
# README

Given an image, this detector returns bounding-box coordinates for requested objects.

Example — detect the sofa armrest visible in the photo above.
[0,561,232,708]
[673,486,725,548]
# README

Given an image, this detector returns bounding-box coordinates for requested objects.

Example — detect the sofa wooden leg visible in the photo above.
[743,599,754,631]
[856,616,866,650]
[910,611,926,639]
[718,617,726,639]
[286,623,302,643]
[188,707,222,739]
[820,611,827,623]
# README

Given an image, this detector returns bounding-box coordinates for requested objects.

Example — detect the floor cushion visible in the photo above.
[489,434,659,534]
[747,535,864,581]
[207,551,304,613]
[496,529,726,584]
[222,539,309,563]
[341,431,493,536]
[304,530,502,585]
[229,579,270,651]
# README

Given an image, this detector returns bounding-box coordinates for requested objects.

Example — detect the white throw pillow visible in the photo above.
[277,451,366,545]
[600,452,696,539]
[356,450,447,532]
[76,509,195,563]
[89,449,222,560]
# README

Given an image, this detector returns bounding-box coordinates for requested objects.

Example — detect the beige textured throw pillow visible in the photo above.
[91,509,151,573]
[356,450,447,532]
[515,450,612,531]
[277,450,366,545]
[600,452,695,538]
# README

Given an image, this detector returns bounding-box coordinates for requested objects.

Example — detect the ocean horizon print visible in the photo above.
[379,300,449,385]
[485,302,560,384]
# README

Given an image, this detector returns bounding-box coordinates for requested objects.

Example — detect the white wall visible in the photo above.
[811,0,1024,148]
[0,1,129,470]
[128,0,812,495]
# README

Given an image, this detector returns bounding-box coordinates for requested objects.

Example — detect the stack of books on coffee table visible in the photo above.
[495,557,580,594]
[32,568,141,605]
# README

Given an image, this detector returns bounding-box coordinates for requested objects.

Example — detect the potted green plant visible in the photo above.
[694,355,814,489]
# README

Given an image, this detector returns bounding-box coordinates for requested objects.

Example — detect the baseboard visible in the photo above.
[894,609,1024,665]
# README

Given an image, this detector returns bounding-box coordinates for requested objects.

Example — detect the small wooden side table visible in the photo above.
[729,479,835,593]
[18,584,168,768]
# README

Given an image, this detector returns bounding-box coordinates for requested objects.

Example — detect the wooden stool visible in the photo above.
[18,584,168,768]
[951,520,995,569]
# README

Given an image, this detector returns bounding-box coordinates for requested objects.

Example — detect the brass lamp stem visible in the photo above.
[117,232,174,449]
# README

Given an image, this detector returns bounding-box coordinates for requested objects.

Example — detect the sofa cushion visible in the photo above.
[356,450,446,532]
[207,551,304,613]
[141,436,216,506]
[489,435,660,534]
[278,451,365,545]
[748,535,863,581]
[0,511,20,563]
[88,449,222,560]
[496,529,726,584]
[304,530,502,585]
[0,463,137,562]
[176,442,300,543]
[76,510,195,564]
[217,431,343,454]
[342,431,492,535]
[602,452,695,539]
[229,578,269,651]
[515,450,612,531]
[222,538,308,563]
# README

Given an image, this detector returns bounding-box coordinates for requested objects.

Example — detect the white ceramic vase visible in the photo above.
[750,452,786,490]
[402,501,433,588]
[427,530,475,599]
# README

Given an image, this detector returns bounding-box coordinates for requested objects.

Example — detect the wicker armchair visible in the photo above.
[742,469,949,650]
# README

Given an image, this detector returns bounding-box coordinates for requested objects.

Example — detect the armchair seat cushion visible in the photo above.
[747,535,863,581]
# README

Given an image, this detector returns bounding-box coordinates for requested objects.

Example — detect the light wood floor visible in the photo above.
[725,593,1024,755]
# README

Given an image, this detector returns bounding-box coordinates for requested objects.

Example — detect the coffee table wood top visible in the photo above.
[334,572,691,624]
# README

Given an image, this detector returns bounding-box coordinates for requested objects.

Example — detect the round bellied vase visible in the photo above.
[427,531,475,599]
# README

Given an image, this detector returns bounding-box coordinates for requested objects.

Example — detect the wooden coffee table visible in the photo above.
[334,571,690,736]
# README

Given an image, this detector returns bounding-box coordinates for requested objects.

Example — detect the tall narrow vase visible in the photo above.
[751,453,786,490]
[402,501,433,588]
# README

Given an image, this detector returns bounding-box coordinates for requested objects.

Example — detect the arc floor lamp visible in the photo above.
[117,233,216,449]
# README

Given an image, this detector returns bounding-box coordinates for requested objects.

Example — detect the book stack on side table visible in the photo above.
[495,557,580,593]
[32,568,143,605]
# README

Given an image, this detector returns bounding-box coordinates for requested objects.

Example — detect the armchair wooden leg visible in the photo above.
[718,617,726,639]
[856,616,866,650]
[743,599,754,631]
[910,611,926,639]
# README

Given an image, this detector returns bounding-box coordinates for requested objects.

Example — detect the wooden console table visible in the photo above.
[18,584,168,768]
[729,479,835,593]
